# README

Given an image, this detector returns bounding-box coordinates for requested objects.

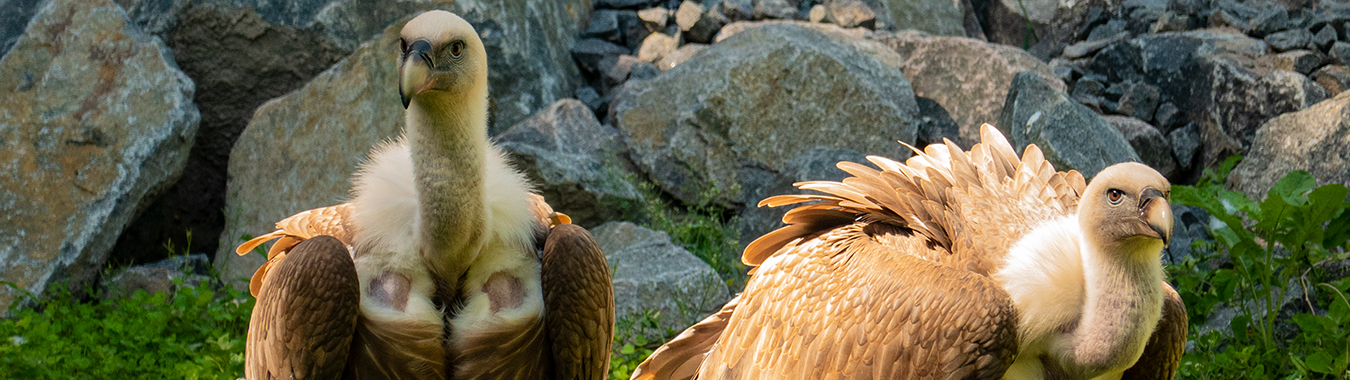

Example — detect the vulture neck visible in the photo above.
[405,92,490,285]
[1061,236,1165,377]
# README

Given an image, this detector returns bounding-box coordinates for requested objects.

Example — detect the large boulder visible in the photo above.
[874,31,1065,147]
[496,99,644,227]
[108,0,591,266]
[592,222,730,337]
[996,72,1141,178]
[1228,90,1350,200]
[214,24,406,288]
[609,24,920,208]
[0,0,199,313]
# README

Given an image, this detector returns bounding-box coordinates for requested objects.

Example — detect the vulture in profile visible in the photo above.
[632,125,1187,380]
[236,10,614,380]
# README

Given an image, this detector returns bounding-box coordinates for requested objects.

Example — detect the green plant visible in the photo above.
[1169,156,1350,379]
[609,309,679,380]
[0,279,253,379]
[637,181,749,290]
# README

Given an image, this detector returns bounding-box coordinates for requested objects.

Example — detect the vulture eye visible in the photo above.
[1107,189,1125,205]
[449,41,465,58]
[399,38,407,53]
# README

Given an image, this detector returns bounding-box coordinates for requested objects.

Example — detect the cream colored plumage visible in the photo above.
[239,11,613,380]
[633,125,1187,380]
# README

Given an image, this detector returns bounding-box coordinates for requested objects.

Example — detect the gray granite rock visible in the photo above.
[1102,115,1179,179]
[1312,64,1350,94]
[1228,90,1350,200]
[497,99,643,227]
[593,222,730,337]
[609,24,919,208]
[100,254,213,300]
[0,0,199,314]
[1264,28,1313,51]
[655,42,707,71]
[996,72,1141,178]
[1168,122,1202,169]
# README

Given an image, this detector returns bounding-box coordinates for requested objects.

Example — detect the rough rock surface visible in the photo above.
[997,72,1140,178]
[1102,115,1180,179]
[880,0,964,36]
[875,31,1065,147]
[214,25,406,288]
[609,24,919,207]
[592,222,730,336]
[1228,90,1350,200]
[714,20,869,42]
[497,99,643,227]
[0,0,199,313]
[100,254,213,300]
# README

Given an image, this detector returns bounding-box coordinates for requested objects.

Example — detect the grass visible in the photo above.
[635,181,749,291]
[0,278,253,379]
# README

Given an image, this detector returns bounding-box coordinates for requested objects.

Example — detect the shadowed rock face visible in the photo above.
[0,0,199,314]
[1228,90,1350,200]
[592,221,730,339]
[996,72,1139,178]
[609,24,920,209]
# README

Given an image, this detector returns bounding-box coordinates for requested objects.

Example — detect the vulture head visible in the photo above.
[398,10,487,109]
[1079,162,1173,260]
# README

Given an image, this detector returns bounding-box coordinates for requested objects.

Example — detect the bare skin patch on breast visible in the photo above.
[483,271,524,313]
[369,272,410,311]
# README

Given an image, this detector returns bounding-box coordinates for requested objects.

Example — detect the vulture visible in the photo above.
[236,10,614,380]
[632,125,1188,380]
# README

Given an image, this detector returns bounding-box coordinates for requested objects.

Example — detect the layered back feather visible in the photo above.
[744,124,1087,276]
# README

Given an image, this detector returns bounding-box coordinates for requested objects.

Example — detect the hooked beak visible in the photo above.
[399,40,433,109]
[1139,187,1173,245]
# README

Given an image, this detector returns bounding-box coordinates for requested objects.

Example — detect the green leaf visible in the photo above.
[1305,351,1337,374]
[1325,202,1350,249]
[1269,170,1317,206]
[1293,313,1328,335]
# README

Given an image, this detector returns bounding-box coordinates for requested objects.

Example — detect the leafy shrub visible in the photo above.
[1170,157,1350,379]
[637,182,748,290]
[608,309,679,380]
[0,278,253,379]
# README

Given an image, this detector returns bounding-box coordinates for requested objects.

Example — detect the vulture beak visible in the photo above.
[1139,187,1173,245]
[399,39,433,109]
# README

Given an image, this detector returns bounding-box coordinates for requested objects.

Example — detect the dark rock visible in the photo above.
[1312,64,1350,95]
[1154,102,1181,131]
[996,72,1141,178]
[1072,77,1106,108]
[609,25,919,207]
[915,97,963,147]
[0,0,199,313]
[1167,0,1208,16]
[883,0,967,35]
[593,222,730,342]
[1168,122,1202,169]
[1314,24,1338,50]
[1102,115,1180,179]
[497,100,643,227]
[1228,90,1350,200]
[754,0,799,19]
[572,38,631,75]
[1151,12,1190,33]
[1209,9,1247,29]
[576,86,606,112]
[1166,205,1212,265]
[100,254,213,300]
[630,60,660,80]
[1088,19,1129,42]
[583,9,624,43]
[824,0,876,29]
[1268,49,1326,74]
[734,145,868,249]
[601,54,646,88]
[876,31,1064,147]
[637,32,678,62]
[1331,41,1350,65]
[1052,64,1076,84]
[598,0,661,9]
[677,0,729,43]
[1264,28,1313,52]
[720,0,755,21]
[1247,7,1288,38]
[618,10,651,51]
[1118,82,1162,121]
[0,0,45,56]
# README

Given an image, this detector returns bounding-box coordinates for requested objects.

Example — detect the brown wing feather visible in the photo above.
[1121,282,1188,380]
[341,315,447,380]
[452,313,553,380]
[541,223,615,380]
[246,236,360,380]
[631,296,741,380]
[235,203,356,297]
[697,224,1018,380]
